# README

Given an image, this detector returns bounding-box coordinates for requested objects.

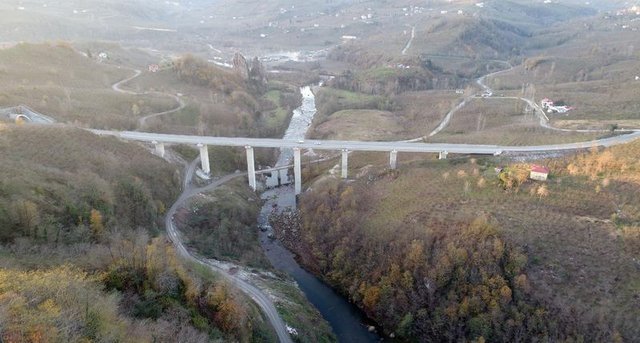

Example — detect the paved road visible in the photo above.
[424,62,514,138]
[475,69,619,134]
[428,61,633,141]
[427,97,471,138]
[475,61,514,95]
[90,129,640,155]
[166,162,294,343]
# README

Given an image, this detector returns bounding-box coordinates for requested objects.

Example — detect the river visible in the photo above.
[257,85,381,342]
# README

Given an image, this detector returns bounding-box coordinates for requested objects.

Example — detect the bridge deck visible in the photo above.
[89,130,640,155]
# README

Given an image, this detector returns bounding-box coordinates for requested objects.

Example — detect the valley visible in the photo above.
[1,0,640,342]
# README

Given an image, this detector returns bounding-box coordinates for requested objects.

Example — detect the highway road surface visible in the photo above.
[90,129,640,155]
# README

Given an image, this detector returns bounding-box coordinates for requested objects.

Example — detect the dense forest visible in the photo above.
[272,142,640,341]
[275,184,583,341]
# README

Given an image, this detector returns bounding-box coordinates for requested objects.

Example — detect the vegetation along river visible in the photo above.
[258,85,381,342]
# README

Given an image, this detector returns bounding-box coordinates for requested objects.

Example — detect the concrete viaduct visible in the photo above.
[90,129,640,195]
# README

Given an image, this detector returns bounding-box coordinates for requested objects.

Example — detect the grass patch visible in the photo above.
[312,109,404,141]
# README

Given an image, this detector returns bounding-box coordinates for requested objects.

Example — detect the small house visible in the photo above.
[541,98,554,108]
[530,165,550,181]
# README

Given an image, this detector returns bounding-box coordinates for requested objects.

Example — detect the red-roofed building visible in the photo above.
[541,98,554,108]
[530,165,550,181]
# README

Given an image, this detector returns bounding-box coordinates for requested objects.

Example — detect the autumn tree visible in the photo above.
[289,179,598,342]
[536,184,549,199]
[89,209,104,240]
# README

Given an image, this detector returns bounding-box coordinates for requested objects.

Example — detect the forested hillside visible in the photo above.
[272,141,640,341]
[0,125,276,342]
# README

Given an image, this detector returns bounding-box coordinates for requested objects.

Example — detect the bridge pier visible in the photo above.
[293,147,302,195]
[245,146,256,191]
[152,141,165,158]
[438,151,448,160]
[341,149,349,179]
[389,150,398,169]
[197,143,210,174]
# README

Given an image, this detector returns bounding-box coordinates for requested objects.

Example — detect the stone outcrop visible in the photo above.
[233,53,268,94]
[232,52,250,80]
[249,57,267,85]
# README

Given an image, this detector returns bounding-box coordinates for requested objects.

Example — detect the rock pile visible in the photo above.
[269,210,303,252]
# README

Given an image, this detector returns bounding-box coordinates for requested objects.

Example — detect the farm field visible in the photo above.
[425,98,602,145]
[0,43,175,129]
[309,87,461,141]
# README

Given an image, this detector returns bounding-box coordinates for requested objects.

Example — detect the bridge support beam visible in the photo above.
[341,149,349,179]
[152,141,165,158]
[438,151,448,160]
[293,148,302,195]
[389,150,398,169]
[197,143,210,174]
[245,146,256,191]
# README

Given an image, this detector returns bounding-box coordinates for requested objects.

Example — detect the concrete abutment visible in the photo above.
[294,148,302,195]
[341,149,349,179]
[390,150,398,169]
[197,143,210,174]
[246,146,256,191]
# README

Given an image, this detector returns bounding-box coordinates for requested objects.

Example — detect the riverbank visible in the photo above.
[256,84,384,342]
[174,177,336,342]
[260,187,382,342]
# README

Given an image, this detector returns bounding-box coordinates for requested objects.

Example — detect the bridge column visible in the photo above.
[389,150,398,169]
[245,146,256,191]
[293,147,302,195]
[438,151,448,160]
[152,141,165,158]
[341,149,349,179]
[197,143,210,174]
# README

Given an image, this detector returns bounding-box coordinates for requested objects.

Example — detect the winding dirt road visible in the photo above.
[111,67,186,129]
[401,26,415,55]
[166,159,294,343]
[422,60,625,141]
[110,64,293,340]
[420,63,513,139]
